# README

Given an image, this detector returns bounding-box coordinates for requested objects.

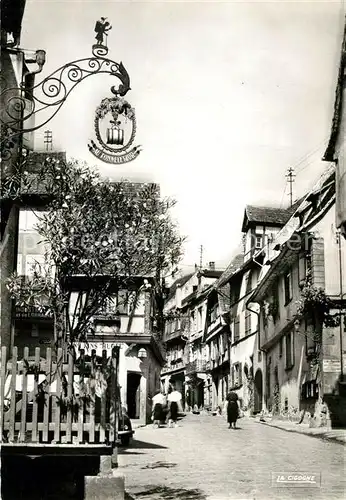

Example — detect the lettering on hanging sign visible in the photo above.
[88,141,141,164]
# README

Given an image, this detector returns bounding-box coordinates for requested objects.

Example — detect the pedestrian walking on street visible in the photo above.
[152,392,166,428]
[167,385,182,428]
[226,391,239,429]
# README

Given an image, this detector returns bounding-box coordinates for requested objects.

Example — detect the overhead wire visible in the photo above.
[279,180,288,208]
[278,137,329,207]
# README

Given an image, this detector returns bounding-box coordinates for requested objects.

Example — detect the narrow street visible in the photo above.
[119,414,345,500]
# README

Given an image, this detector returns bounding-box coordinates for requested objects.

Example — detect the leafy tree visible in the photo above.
[6,156,185,348]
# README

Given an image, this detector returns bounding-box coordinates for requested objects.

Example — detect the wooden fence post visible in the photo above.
[66,350,74,443]
[42,348,52,442]
[53,347,63,443]
[78,349,85,444]
[100,349,107,444]
[89,349,96,443]
[0,346,7,443]
[8,346,17,442]
[19,346,29,442]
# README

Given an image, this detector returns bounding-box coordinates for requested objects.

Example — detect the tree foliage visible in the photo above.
[6,156,185,347]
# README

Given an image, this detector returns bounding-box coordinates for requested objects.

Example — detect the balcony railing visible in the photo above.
[185,359,208,375]
[165,329,183,341]
[208,352,229,370]
[206,316,223,336]
[161,358,186,374]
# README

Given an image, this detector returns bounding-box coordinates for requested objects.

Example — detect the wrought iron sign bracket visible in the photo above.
[1,36,141,164]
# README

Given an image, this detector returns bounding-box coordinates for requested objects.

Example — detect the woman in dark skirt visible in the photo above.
[168,401,179,428]
[152,403,163,428]
[227,391,239,429]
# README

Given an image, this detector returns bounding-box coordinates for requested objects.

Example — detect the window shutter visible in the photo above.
[239,362,243,386]
[233,316,240,342]
[231,365,235,387]
[310,238,325,289]
[298,255,306,282]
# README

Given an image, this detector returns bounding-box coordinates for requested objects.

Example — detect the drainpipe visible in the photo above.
[246,303,266,353]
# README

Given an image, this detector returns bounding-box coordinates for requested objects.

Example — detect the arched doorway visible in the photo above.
[254,369,263,413]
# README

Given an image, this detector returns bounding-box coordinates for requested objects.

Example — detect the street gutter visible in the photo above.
[256,420,346,445]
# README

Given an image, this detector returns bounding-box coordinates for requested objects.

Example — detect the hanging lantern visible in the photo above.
[107,126,124,145]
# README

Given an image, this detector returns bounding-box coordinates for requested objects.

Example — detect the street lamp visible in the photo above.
[35,50,46,71]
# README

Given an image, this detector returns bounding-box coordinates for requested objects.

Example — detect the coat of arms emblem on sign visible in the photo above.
[88,18,141,164]
[88,92,141,165]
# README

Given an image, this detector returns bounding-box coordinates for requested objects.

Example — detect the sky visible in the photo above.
[21,0,344,273]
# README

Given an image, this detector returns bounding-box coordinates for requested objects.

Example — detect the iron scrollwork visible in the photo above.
[1,42,131,159]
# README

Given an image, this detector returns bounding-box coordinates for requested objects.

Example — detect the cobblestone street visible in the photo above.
[119,414,345,500]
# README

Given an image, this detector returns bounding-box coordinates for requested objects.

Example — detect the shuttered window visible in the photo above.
[233,316,240,343]
[285,330,295,369]
[238,362,243,386]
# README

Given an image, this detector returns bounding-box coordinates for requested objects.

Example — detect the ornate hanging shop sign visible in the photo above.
[88,94,141,164]
[0,16,141,165]
[88,17,141,165]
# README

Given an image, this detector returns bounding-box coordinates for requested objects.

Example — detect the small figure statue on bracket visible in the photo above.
[94,17,112,46]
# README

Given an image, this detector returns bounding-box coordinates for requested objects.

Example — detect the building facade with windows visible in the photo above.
[161,266,222,409]
[217,205,298,414]
[183,281,213,411]
[203,273,234,411]
[250,169,346,426]
[161,272,194,401]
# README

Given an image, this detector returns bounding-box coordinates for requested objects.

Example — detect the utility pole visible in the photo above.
[199,245,203,270]
[44,130,53,151]
[286,167,296,207]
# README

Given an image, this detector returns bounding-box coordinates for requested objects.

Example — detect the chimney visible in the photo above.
[209,261,215,271]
